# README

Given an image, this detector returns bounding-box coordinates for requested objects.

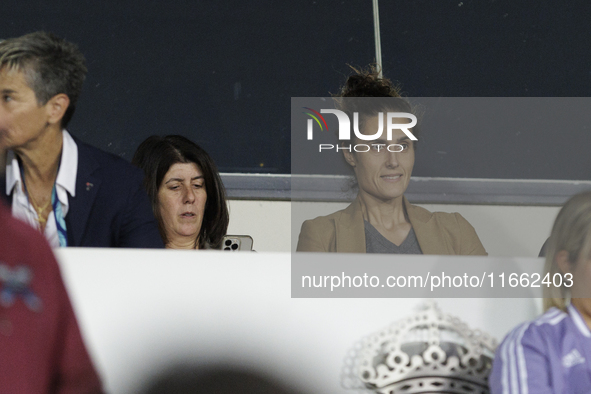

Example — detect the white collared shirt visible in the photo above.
[5,130,78,248]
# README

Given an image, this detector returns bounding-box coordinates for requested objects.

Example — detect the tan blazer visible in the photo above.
[296,196,487,255]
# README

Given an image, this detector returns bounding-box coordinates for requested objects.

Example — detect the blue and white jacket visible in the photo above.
[490,304,591,393]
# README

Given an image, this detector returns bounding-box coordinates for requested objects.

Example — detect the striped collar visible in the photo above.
[568,303,591,338]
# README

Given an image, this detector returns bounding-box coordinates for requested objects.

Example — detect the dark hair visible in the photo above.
[0,31,87,128]
[335,65,419,142]
[142,365,305,394]
[132,135,229,249]
[338,65,402,98]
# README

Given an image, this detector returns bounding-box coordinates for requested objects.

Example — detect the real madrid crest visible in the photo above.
[342,301,497,394]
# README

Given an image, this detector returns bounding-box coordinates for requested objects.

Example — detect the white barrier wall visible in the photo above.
[228,200,560,256]
[55,249,542,394]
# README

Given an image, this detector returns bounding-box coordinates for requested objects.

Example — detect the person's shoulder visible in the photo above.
[489,308,568,393]
[408,203,474,229]
[300,204,352,228]
[412,204,467,225]
[499,308,568,350]
[73,137,143,178]
[297,205,353,252]
[74,138,133,166]
[299,211,338,238]
[406,201,486,255]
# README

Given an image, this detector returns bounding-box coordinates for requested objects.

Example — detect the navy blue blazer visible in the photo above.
[2,137,164,248]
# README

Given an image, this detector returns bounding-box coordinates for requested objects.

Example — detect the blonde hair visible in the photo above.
[543,191,591,311]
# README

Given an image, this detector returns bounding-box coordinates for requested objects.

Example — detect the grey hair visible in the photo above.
[0,31,87,127]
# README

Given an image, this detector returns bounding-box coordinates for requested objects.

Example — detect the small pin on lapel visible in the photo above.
[86,182,94,191]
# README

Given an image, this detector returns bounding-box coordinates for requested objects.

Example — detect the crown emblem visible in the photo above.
[341,301,497,394]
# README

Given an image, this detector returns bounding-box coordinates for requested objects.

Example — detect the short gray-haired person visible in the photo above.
[0,31,163,248]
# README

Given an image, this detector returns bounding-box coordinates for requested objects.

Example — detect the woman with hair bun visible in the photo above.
[296,67,486,254]
[490,191,591,393]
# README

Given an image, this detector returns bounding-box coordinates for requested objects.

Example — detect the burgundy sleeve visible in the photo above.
[45,244,103,394]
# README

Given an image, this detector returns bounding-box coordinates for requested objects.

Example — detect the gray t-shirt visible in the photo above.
[364,220,423,254]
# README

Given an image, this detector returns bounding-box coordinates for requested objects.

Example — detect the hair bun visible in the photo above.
[339,65,401,98]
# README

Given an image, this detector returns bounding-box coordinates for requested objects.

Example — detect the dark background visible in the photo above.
[291,97,591,179]
[3,1,591,179]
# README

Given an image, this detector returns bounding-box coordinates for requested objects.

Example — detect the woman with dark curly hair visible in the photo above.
[297,67,486,255]
[132,135,229,249]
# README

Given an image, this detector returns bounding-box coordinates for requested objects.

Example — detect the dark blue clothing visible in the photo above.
[4,137,163,248]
